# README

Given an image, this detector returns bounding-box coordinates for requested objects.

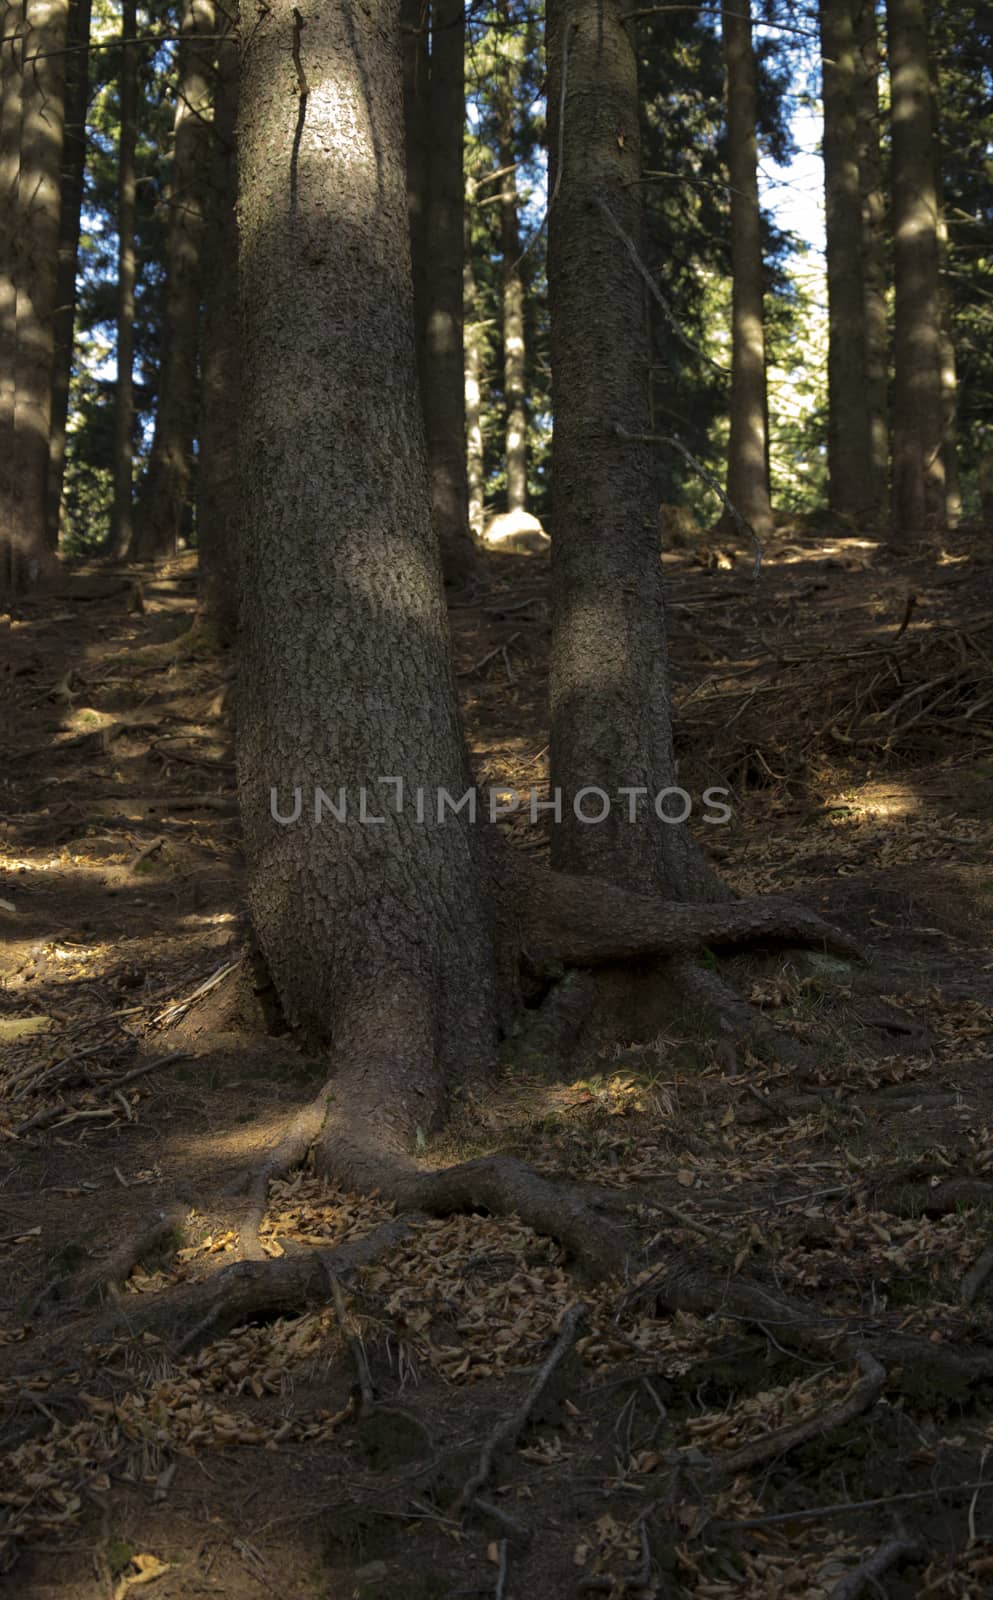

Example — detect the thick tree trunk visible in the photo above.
[8,0,69,590]
[420,0,479,585]
[401,0,429,346]
[46,0,91,549]
[546,0,722,900]
[110,0,137,559]
[820,0,874,523]
[854,0,888,516]
[0,2,23,593]
[238,0,498,1151]
[496,4,528,515]
[132,0,214,562]
[721,0,773,541]
[464,193,486,539]
[197,15,239,640]
[887,0,944,535]
[230,0,853,1272]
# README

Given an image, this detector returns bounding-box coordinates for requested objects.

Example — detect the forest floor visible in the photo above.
[2,523,993,1599]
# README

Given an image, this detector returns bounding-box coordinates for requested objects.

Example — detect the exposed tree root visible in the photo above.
[309,1129,628,1282]
[31,1202,191,1316]
[703,1349,886,1480]
[640,1256,993,1391]
[506,852,863,972]
[44,1214,426,1359]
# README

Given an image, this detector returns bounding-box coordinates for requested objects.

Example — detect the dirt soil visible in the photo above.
[2,526,993,1599]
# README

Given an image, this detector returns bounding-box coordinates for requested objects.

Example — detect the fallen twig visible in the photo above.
[458,633,521,679]
[324,1265,375,1416]
[14,1053,191,1136]
[451,1302,587,1516]
[830,1534,920,1600]
[128,835,166,871]
[494,1538,509,1600]
[961,1244,993,1307]
[152,958,243,1027]
[713,1479,993,1531]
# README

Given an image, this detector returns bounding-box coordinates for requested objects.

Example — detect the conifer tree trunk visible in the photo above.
[198,14,239,639]
[110,0,138,558]
[887,0,944,534]
[133,0,214,561]
[401,0,429,346]
[854,0,888,514]
[7,0,69,589]
[46,0,91,548]
[238,0,497,1128]
[0,2,23,592]
[547,0,722,900]
[933,139,961,527]
[820,0,874,522]
[230,0,853,1244]
[419,0,479,584]
[496,1,527,515]
[721,0,773,540]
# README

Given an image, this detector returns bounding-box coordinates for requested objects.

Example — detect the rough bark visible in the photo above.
[238,0,499,1152]
[546,0,722,900]
[110,0,137,559]
[721,0,773,541]
[197,12,239,641]
[887,0,944,535]
[232,0,856,1274]
[7,0,69,592]
[820,0,874,523]
[933,140,960,528]
[421,0,480,585]
[496,0,528,515]
[401,0,429,348]
[132,0,214,562]
[0,1,23,593]
[464,185,486,539]
[854,0,888,516]
[46,0,91,549]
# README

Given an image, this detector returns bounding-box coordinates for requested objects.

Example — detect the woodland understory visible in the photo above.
[4,530,993,1599]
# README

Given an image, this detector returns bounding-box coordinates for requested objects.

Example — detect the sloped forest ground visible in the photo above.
[2,524,993,1600]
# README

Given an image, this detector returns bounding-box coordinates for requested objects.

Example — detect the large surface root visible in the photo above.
[45,1214,424,1357]
[512,855,862,969]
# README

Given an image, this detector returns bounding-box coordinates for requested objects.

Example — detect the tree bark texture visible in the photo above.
[402,0,478,585]
[7,0,69,591]
[198,11,239,640]
[820,0,874,522]
[546,0,723,901]
[854,0,888,515]
[887,0,944,534]
[46,0,91,549]
[133,0,214,561]
[0,1,24,592]
[721,0,773,540]
[420,0,478,583]
[237,0,499,1147]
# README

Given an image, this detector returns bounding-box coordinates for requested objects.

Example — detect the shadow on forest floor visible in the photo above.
[2,528,993,1598]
